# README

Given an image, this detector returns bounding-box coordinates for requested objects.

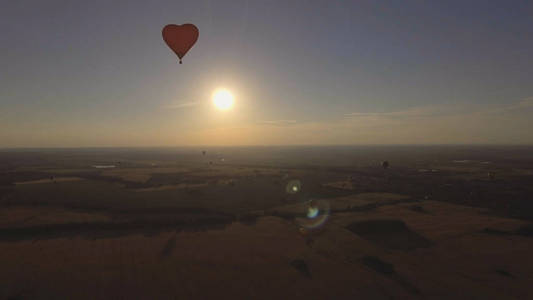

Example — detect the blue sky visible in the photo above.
[1,0,532,146]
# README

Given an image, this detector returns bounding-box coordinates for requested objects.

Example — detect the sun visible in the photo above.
[212,89,234,110]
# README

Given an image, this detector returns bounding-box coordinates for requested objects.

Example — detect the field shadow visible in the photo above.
[346,219,433,250]
[482,223,533,238]
[159,235,177,258]
[290,259,312,278]
[361,256,420,295]
[0,215,234,242]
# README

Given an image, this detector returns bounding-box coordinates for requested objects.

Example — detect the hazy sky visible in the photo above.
[1,0,533,147]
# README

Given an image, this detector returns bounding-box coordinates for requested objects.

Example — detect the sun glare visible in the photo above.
[212,89,234,110]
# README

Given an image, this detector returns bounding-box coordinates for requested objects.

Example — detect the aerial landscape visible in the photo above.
[1,146,533,298]
[2,0,533,299]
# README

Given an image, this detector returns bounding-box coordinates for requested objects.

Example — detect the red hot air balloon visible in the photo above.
[162,24,199,64]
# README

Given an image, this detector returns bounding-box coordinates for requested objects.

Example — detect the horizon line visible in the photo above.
[2,143,533,150]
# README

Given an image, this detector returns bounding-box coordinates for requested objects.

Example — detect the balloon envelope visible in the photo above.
[162,24,199,63]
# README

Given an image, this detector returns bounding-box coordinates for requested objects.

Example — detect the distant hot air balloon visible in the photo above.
[381,161,389,169]
[202,150,206,156]
[162,24,199,64]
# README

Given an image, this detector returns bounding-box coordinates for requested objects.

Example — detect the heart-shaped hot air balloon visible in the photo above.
[162,24,199,64]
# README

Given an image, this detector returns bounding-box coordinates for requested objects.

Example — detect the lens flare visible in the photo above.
[297,199,330,229]
[307,206,319,218]
[286,180,301,194]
